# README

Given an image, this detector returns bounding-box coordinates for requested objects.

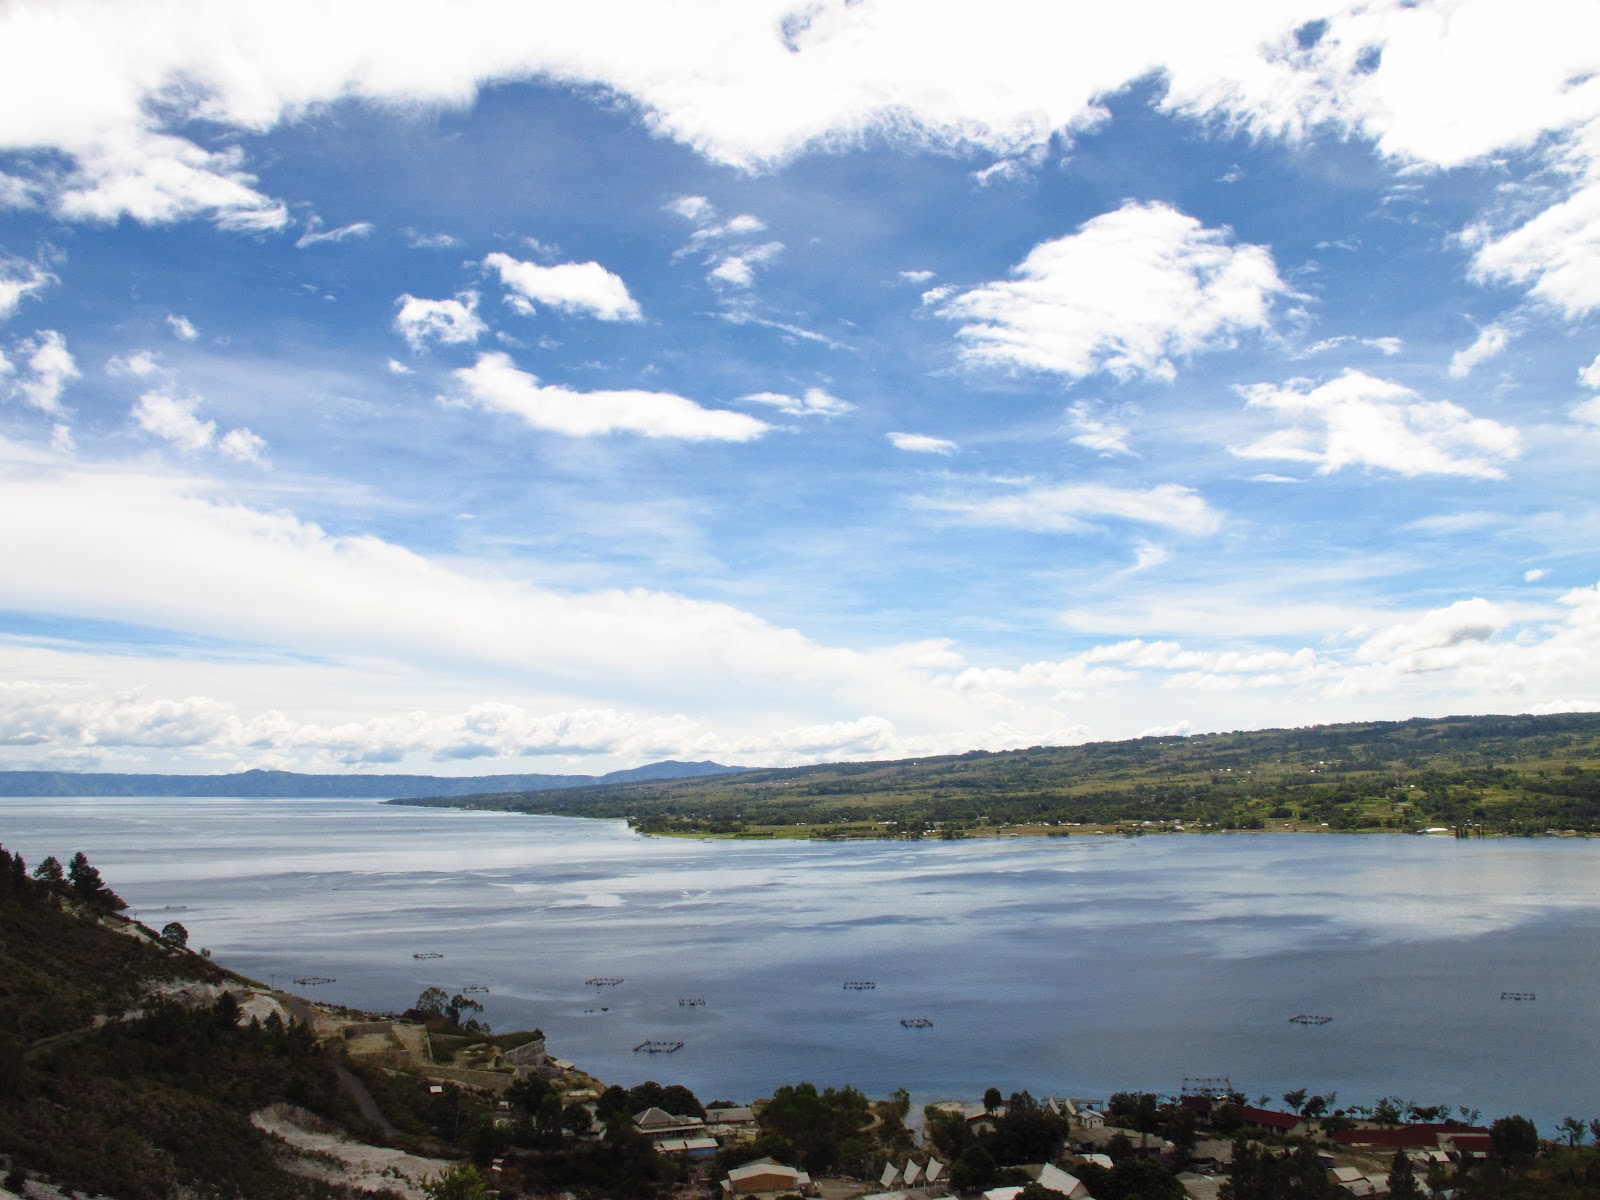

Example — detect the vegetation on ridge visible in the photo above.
[390,712,1600,838]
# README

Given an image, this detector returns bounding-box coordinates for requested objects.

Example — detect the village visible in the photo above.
[267,986,1571,1200]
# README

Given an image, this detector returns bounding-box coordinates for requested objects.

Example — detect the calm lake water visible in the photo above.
[4,797,1597,1128]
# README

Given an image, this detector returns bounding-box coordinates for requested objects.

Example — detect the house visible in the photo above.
[721,1158,814,1198]
[635,1106,709,1142]
[1076,1109,1106,1129]
[1328,1165,1379,1196]
[656,1136,719,1159]
[706,1105,757,1128]
[1028,1162,1092,1199]
[1238,1106,1306,1137]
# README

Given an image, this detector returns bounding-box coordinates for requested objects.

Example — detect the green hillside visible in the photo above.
[391,712,1600,838]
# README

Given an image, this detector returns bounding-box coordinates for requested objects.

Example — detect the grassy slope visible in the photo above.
[0,868,381,1200]
[392,712,1600,837]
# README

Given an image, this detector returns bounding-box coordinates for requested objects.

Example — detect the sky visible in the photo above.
[1,0,1598,776]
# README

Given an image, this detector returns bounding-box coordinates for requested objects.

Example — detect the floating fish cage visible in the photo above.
[634,1040,684,1053]
[1288,1014,1332,1025]
[678,997,706,1006]
[843,980,877,990]
[1500,991,1536,1001]
[586,977,624,987]
[412,952,443,960]
[462,985,489,994]
[294,976,335,986]
[900,1017,934,1028]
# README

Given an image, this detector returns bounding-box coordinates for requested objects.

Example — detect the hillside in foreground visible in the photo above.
[390,712,1600,838]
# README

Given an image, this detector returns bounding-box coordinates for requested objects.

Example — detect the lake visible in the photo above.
[3,797,1596,1128]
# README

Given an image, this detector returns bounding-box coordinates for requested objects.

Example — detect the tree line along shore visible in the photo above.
[5,844,1600,1200]
[390,712,1600,841]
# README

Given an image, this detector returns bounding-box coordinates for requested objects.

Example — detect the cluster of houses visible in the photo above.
[702,1094,1498,1200]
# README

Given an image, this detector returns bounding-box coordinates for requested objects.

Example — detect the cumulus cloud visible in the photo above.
[940,202,1287,381]
[295,217,375,249]
[6,330,79,413]
[484,251,642,321]
[119,355,267,464]
[1447,324,1510,379]
[1232,369,1522,479]
[928,480,1222,536]
[0,257,54,320]
[1525,568,1549,582]
[394,291,486,350]
[451,351,769,441]
[1066,401,1133,456]
[1302,335,1403,357]
[899,269,936,284]
[887,431,957,454]
[740,388,853,417]
[386,358,413,375]
[1580,352,1600,391]
[166,313,199,341]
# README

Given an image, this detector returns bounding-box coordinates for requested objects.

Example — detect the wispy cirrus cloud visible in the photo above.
[926,480,1223,536]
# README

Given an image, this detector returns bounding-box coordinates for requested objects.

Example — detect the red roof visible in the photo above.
[1445,1134,1493,1154]
[1331,1124,1490,1149]
[1240,1106,1301,1131]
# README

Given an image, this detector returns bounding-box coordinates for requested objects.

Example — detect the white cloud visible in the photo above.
[0,257,53,321]
[451,351,769,442]
[740,388,853,417]
[218,427,268,464]
[128,372,267,464]
[1580,352,1600,391]
[941,202,1287,381]
[49,423,74,454]
[708,242,783,289]
[1447,323,1510,379]
[1232,369,1522,479]
[394,291,486,350]
[887,431,957,454]
[667,195,715,224]
[7,330,79,413]
[106,349,162,378]
[385,358,413,375]
[166,313,199,341]
[1572,395,1600,427]
[1066,401,1133,456]
[406,228,462,250]
[899,269,935,284]
[483,251,642,321]
[1525,568,1549,582]
[53,131,288,231]
[1303,335,1404,358]
[296,217,375,249]
[133,389,217,453]
[928,480,1222,536]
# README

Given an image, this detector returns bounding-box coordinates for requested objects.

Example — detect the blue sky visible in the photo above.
[1,0,1598,774]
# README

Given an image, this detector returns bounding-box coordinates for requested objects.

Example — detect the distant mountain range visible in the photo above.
[0,760,748,799]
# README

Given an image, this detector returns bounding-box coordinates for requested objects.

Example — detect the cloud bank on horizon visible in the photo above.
[0,0,1597,773]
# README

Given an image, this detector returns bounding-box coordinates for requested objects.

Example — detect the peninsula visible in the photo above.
[389,712,1600,840]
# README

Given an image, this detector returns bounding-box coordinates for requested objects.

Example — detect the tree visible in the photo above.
[160,921,189,948]
[422,1163,489,1200]
[1387,1149,1423,1200]
[415,986,450,1018]
[1488,1114,1538,1165]
[1558,1116,1586,1147]
[31,856,64,886]
[67,852,125,914]
[1283,1089,1308,1114]
[984,1087,1004,1113]
[1589,1117,1600,1146]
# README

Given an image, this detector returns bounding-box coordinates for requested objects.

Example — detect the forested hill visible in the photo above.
[0,759,745,798]
[390,712,1600,838]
